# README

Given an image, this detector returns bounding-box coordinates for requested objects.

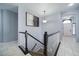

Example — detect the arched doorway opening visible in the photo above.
[63,19,72,36]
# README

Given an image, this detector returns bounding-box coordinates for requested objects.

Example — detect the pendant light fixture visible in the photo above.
[43,10,47,23]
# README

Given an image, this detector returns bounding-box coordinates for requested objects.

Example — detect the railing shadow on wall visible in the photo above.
[19,30,61,56]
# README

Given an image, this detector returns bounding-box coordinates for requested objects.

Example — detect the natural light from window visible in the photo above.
[63,20,71,24]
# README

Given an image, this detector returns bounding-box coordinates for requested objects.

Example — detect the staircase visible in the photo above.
[29,49,44,56]
[19,31,48,56]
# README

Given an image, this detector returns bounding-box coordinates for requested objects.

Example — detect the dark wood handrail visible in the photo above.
[19,30,27,34]
[19,31,60,56]
[19,31,45,55]
[19,31,44,45]
[19,32,25,34]
[27,32,44,45]
[48,31,60,37]
[19,31,47,56]
[19,31,28,55]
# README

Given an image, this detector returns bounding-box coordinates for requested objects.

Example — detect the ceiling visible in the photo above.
[20,3,79,17]
[0,3,79,16]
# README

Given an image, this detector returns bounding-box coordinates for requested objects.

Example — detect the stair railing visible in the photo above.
[45,31,61,56]
[19,31,28,55]
[19,30,61,56]
[19,30,45,55]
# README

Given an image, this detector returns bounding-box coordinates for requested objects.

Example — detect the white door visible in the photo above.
[63,21,72,36]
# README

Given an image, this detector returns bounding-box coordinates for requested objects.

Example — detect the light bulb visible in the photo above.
[43,20,47,23]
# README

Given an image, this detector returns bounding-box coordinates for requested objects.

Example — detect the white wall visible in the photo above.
[18,4,43,51]
[42,13,63,34]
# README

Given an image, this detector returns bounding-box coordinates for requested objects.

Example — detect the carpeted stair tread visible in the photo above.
[30,51,44,56]
[37,49,43,53]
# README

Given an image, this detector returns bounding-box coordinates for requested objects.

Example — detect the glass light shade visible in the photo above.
[43,20,47,23]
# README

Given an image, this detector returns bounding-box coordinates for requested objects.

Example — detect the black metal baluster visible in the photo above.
[25,31,28,54]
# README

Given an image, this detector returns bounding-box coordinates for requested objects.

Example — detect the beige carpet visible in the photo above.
[57,36,79,56]
[0,41,25,56]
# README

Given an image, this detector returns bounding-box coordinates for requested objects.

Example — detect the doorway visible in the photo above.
[63,19,72,36]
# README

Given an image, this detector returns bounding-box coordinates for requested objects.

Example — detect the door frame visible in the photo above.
[62,19,72,36]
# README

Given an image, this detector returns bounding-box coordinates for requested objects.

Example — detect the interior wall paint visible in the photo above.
[3,10,18,42]
[18,4,43,51]
[41,13,63,55]
[42,13,63,42]
[0,10,3,42]
[75,14,79,42]
[42,13,62,34]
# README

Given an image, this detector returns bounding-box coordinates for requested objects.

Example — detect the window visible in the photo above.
[72,23,76,35]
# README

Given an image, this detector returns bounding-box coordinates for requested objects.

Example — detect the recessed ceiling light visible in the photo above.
[68,3,74,6]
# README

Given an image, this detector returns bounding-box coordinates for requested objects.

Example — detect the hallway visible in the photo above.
[57,36,79,56]
[0,3,79,56]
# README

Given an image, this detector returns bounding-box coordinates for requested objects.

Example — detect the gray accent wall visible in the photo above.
[0,10,3,42]
[3,10,18,42]
[0,9,18,42]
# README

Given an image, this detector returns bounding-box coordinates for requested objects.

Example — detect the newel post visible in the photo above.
[25,30,28,54]
[44,32,48,56]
